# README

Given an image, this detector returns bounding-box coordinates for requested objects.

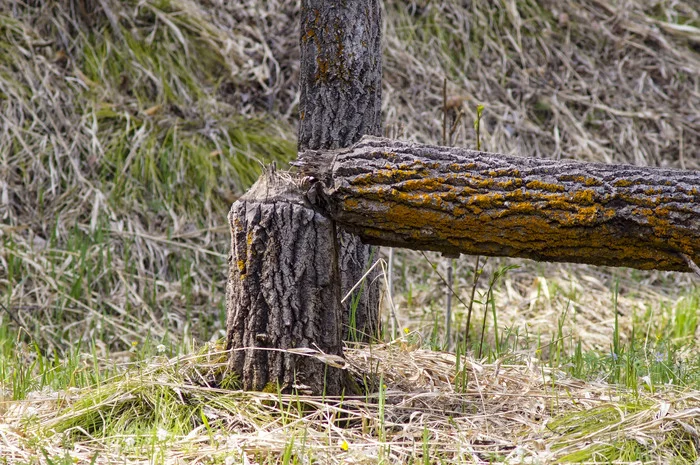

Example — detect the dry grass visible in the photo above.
[3,343,700,464]
[0,0,699,463]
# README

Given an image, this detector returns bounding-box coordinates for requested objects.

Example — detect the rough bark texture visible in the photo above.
[225,171,346,395]
[298,0,383,339]
[298,136,700,272]
[298,0,382,150]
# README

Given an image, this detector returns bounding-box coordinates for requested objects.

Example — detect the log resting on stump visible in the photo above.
[297,136,700,272]
[225,170,348,395]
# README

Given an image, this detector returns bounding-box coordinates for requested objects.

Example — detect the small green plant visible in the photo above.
[474,103,485,151]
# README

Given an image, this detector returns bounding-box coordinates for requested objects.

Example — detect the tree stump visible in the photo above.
[225,171,347,395]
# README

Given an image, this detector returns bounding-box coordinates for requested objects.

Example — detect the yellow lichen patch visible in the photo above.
[569,205,601,224]
[614,179,634,188]
[468,176,497,189]
[644,187,663,195]
[495,178,522,190]
[246,231,254,246]
[351,169,420,186]
[647,207,674,237]
[400,177,447,192]
[236,254,247,280]
[572,189,596,205]
[503,190,526,202]
[509,202,538,214]
[545,196,575,211]
[583,177,603,186]
[381,203,454,233]
[469,193,505,207]
[525,180,565,192]
[488,168,520,178]
[343,198,360,210]
[391,190,435,207]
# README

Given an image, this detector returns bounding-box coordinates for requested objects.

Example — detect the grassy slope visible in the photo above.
[0,0,699,463]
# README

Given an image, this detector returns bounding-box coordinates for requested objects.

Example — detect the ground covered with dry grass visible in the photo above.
[1,0,699,463]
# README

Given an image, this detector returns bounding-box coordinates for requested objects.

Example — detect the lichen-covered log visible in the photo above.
[298,0,383,339]
[225,171,347,395]
[298,136,700,272]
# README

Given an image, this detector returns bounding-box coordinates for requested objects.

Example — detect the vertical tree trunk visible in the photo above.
[225,0,383,394]
[298,0,383,340]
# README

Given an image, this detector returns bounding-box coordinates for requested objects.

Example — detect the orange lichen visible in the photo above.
[614,179,634,188]
[572,189,596,204]
[332,155,695,271]
[315,58,329,81]
[525,180,565,192]
[303,29,315,43]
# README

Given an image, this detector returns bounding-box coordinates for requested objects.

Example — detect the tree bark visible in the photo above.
[298,0,383,340]
[225,0,383,395]
[297,136,700,272]
[225,170,347,394]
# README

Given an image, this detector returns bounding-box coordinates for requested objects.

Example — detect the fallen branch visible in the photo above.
[296,136,700,272]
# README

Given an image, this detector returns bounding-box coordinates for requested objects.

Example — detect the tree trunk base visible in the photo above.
[225,170,348,395]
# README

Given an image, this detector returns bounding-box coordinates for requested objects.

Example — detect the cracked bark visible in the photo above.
[297,136,700,272]
[225,0,382,394]
[225,171,346,394]
[298,0,382,340]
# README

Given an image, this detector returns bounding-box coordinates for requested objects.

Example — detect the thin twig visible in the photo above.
[445,259,453,348]
[419,251,473,318]
[442,78,447,146]
[681,253,700,279]
[0,301,27,332]
[464,255,481,348]
[388,248,396,339]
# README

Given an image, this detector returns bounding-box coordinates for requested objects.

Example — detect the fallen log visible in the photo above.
[296,136,700,272]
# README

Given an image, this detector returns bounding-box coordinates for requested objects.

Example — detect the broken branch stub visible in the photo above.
[297,136,700,272]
